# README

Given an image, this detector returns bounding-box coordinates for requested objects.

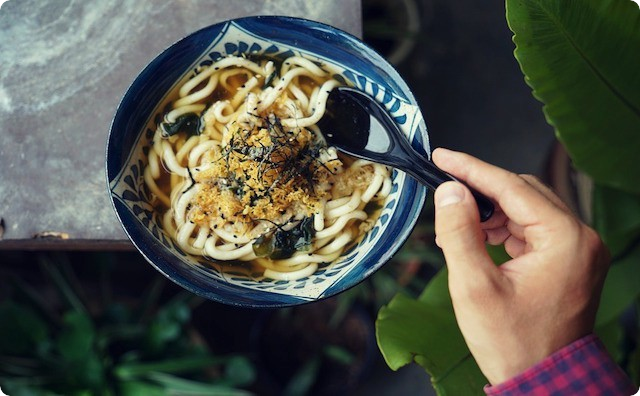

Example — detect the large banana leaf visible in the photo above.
[506,0,640,194]
[376,270,487,395]
[592,183,640,257]
[592,183,640,337]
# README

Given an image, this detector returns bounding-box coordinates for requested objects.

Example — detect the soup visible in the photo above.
[144,54,392,280]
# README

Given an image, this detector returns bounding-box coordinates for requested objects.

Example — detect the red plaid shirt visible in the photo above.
[485,334,638,395]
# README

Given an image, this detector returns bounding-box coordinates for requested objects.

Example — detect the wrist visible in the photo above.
[483,350,552,385]
[485,335,637,395]
[478,331,591,385]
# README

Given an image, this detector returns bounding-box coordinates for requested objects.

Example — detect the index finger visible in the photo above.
[432,148,567,228]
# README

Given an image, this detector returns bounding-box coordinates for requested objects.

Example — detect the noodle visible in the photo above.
[145,55,392,280]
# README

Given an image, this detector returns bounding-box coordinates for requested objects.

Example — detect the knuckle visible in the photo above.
[508,173,534,193]
[436,220,482,251]
[442,215,475,234]
[557,214,581,233]
[581,226,610,267]
[518,174,549,191]
[435,205,479,239]
[582,225,600,246]
[518,173,540,183]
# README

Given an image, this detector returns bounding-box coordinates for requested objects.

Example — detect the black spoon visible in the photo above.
[317,87,494,222]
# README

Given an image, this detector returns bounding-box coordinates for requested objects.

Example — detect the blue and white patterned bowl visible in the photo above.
[106,16,428,308]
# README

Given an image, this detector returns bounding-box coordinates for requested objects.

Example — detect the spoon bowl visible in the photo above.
[318,87,494,222]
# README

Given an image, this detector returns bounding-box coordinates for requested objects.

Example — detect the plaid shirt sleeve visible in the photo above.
[484,334,638,395]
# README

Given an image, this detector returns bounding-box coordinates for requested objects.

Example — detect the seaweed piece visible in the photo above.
[160,113,200,138]
[252,217,315,260]
[262,70,278,89]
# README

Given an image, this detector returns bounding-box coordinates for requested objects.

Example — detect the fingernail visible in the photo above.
[435,182,464,208]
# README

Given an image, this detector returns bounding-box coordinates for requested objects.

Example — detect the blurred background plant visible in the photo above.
[0,252,256,396]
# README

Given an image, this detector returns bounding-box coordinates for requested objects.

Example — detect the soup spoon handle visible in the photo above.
[397,148,495,222]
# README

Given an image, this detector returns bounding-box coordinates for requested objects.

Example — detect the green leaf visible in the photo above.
[0,301,49,355]
[282,356,321,396]
[56,311,95,361]
[418,353,487,396]
[64,353,106,391]
[114,356,226,380]
[119,380,167,396]
[145,372,252,395]
[223,356,256,387]
[377,270,487,395]
[506,0,640,193]
[376,293,457,370]
[322,345,354,366]
[595,240,640,326]
[592,183,640,258]
[135,276,165,323]
[418,268,451,307]
[486,244,511,266]
[53,312,105,391]
[329,286,360,328]
[370,270,405,308]
[594,318,624,362]
[145,321,181,354]
[38,254,87,315]
[144,299,191,353]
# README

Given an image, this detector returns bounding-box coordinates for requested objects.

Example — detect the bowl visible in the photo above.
[106,16,429,308]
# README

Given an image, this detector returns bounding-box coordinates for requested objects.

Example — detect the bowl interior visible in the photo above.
[107,16,428,307]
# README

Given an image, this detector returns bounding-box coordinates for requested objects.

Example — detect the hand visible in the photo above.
[432,148,610,385]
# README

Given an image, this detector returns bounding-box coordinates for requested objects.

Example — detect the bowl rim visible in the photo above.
[105,15,428,308]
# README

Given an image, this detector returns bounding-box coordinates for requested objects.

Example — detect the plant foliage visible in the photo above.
[377,270,486,395]
[0,253,255,396]
[508,0,640,194]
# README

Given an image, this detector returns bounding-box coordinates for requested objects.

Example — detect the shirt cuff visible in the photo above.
[484,334,638,395]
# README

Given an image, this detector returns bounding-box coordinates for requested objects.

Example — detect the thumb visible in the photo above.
[434,182,496,282]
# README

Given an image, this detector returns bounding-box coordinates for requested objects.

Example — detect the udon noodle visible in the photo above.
[144,54,392,280]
